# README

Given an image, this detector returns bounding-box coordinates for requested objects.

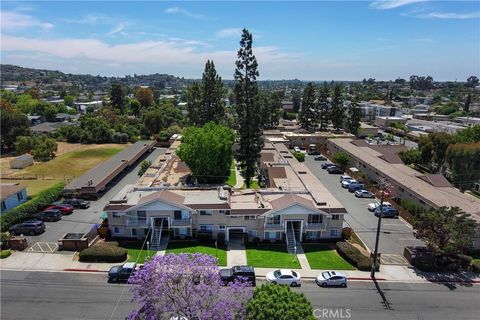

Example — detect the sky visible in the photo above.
[1,0,479,81]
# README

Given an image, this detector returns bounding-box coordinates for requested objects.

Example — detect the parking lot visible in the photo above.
[304,155,423,264]
[22,148,165,252]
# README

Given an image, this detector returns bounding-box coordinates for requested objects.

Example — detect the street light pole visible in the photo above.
[371,179,388,278]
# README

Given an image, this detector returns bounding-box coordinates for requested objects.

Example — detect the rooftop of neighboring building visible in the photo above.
[0,183,26,201]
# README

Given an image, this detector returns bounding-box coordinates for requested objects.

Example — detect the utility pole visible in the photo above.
[371,178,389,278]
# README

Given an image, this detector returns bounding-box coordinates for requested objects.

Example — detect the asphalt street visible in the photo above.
[1,271,478,320]
[304,155,424,259]
[24,147,165,249]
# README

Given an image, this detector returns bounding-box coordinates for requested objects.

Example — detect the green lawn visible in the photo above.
[119,242,157,264]
[166,242,227,266]
[246,245,301,268]
[242,180,260,190]
[303,245,355,270]
[227,161,237,187]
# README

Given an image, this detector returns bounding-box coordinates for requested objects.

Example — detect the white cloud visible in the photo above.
[1,11,54,31]
[106,23,126,36]
[165,7,208,20]
[419,11,480,19]
[216,28,243,38]
[370,0,428,10]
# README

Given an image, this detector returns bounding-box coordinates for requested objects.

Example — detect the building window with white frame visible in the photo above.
[199,224,213,232]
[247,230,257,237]
[113,226,123,234]
[329,229,339,237]
[331,214,340,221]
[199,210,212,216]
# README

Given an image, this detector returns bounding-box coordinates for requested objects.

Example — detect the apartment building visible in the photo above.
[105,141,346,249]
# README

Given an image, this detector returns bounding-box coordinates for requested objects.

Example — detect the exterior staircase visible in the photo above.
[286,221,297,254]
[150,223,163,250]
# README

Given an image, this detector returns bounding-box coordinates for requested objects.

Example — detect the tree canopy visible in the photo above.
[298,82,319,131]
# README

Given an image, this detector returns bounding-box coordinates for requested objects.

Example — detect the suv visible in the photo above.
[219,265,256,286]
[9,220,45,235]
[108,262,139,282]
[327,166,343,174]
[348,183,365,192]
[36,210,62,222]
[321,162,336,169]
[61,198,90,209]
[374,207,399,218]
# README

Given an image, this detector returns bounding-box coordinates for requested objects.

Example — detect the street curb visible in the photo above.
[63,268,108,273]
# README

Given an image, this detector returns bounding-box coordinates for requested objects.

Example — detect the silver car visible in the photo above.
[266,269,301,287]
[316,271,347,288]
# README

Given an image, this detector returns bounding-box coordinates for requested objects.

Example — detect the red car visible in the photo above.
[45,205,73,215]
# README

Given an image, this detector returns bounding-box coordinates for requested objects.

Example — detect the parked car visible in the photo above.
[266,269,301,287]
[348,183,365,192]
[308,150,321,155]
[219,265,256,286]
[45,204,73,215]
[314,155,327,161]
[60,198,90,209]
[316,271,347,288]
[293,146,301,152]
[339,175,352,182]
[355,190,375,198]
[9,220,45,236]
[367,201,392,211]
[108,262,138,282]
[321,163,336,169]
[36,210,62,222]
[341,179,357,188]
[327,167,344,174]
[374,207,399,218]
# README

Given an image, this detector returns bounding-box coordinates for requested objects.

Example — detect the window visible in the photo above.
[174,210,182,220]
[131,229,137,236]
[199,225,213,232]
[1,201,5,211]
[308,214,323,224]
[113,227,123,234]
[137,211,146,222]
[329,229,339,237]
[331,214,340,221]
[247,230,257,237]
[267,215,280,225]
[17,192,24,201]
[307,231,321,240]
[199,210,212,216]
[218,225,226,230]
[265,231,279,240]
[112,212,122,218]
[244,215,256,220]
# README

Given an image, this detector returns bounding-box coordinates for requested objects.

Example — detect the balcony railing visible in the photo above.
[264,223,283,230]
[305,223,326,230]
[171,217,192,227]
[126,219,148,227]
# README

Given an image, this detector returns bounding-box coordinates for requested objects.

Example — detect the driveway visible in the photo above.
[25,147,166,249]
[304,155,423,263]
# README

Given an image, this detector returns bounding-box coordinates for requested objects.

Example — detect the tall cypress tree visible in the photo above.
[202,60,225,124]
[110,83,126,114]
[318,84,330,131]
[346,96,361,135]
[186,82,203,126]
[330,83,345,132]
[234,29,263,188]
[298,82,318,131]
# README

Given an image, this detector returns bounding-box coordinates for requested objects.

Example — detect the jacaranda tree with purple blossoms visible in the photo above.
[128,253,252,320]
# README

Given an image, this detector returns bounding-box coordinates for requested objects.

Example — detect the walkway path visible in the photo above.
[295,244,312,271]
[227,241,247,267]
[233,161,244,189]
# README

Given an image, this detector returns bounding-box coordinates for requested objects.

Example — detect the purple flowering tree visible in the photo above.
[128,253,252,320]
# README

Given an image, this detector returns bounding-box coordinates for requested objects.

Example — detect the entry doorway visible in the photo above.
[227,227,246,243]
[285,220,303,242]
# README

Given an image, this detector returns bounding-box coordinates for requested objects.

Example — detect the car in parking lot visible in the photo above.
[45,204,73,215]
[354,189,375,198]
[314,155,327,161]
[348,183,365,192]
[339,175,352,182]
[308,150,321,155]
[374,207,399,218]
[367,201,392,211]
[8,220,45,235]
[220,265,256,286]
[108,262,139,282]
[327,166,343,174]
[321,162,336,169]
[36,209,62,222]
[316,271,347,288]
[60,198,90,209]
[266,269,301,287]
[341,179,357,188]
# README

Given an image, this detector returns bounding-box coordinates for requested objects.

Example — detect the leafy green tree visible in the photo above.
[79,117,113,143]
[400,148,421,165]
[466,76,479,87]
[64,95,75,107]
[14,136,36,155]
[246,284,315,320]
[44,104,58,122]
[455,125,480,143]
[110,83,126,114]
[202,60,225,124]
[186,82,204,126]
[1,108,31,151]
[298,82,318,131]
[16,94,39,114]
[292,151,305,162]
[333,151,350,169]
[176,123,235,183]
[418,132,456,172]
[330,84,344,131]
[135,87,154,108]
[346,96,361,135]
[234,29,263,188]
[156,125,183,142]
[142,104,184,137]
[317,84,330,131]
[129,99,142,117]
[31,136,57,161]
[413,207,476,254]
[446,143,480,191]
[138,160,152,177]
[292,90,301,113]
[258,90,272,128]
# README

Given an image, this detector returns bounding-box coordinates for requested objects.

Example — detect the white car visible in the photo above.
[355,189,375,198]
[293,146,301,152]
[266,269,301,287]
[341,179,357,188]
[339,175,352,182]
[367,201,392,212]
[316,271,347,288]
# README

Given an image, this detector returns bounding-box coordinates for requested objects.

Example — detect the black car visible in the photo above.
[108,262,138,282]
[327,166,343,174]
[314,155,327,161]
[220,265,256,286]
[9,220,45,236]
[36,209,62,222]
[61,198,90,209]
[308,150,320,155]
[321,163,336,169]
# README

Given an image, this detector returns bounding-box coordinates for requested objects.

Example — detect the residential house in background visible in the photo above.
[0,184,28,214]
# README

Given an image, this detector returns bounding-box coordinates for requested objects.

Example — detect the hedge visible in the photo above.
[336,241,379,271]
[292,151,305,162]
[0,250,12,259]
[472,261,480,273]
[0,182,65,232]
[79,242,127,263]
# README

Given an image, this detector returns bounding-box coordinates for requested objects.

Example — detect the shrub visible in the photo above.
[0,232,12,249]
[0,250,12,259]
[472,261,480,273]
[196,231,213,243]
[78,242,127,263]
[292,151,305,162]
[457,254,473,268]
[137,160,152,177]
[112,132,129,144]
[336,241,379,271]
[217,232,225,246]
[0,182,64,232]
